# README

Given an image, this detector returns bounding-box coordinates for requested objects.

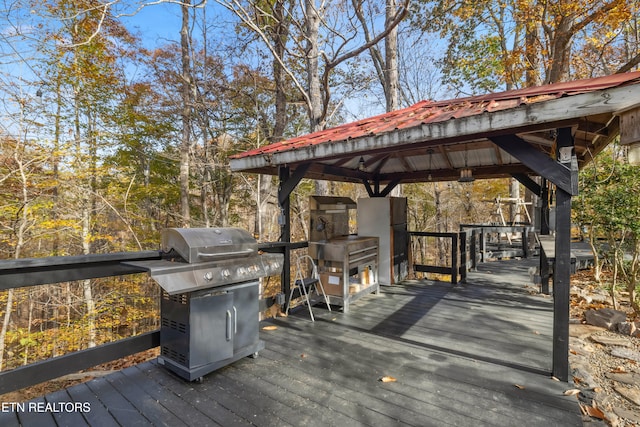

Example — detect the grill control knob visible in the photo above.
[203,271,213,281]
[221,269,231,278]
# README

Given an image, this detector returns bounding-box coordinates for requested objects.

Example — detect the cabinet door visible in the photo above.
[190,292,234,367]
[229,281,259,351]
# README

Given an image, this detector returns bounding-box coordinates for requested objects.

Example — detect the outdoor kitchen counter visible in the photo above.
[308,235,379,313]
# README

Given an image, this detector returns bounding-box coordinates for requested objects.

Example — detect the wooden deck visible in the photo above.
[1,258,581,426]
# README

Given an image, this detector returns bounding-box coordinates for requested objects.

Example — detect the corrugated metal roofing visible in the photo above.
[231,72,640,161]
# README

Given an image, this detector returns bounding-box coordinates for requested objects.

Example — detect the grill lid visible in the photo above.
[163,228,257,263]
[124,227,283,294]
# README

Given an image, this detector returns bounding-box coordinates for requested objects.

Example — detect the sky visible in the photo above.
[118,2,184,49]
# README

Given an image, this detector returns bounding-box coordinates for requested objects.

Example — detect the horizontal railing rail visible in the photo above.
[0,241,306,395]
[0,251,162,291]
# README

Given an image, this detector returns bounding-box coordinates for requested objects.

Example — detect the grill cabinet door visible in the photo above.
[190,291,234,367]
[229,281,260,352]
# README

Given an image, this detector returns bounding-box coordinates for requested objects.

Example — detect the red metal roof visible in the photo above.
[230,71,640,160]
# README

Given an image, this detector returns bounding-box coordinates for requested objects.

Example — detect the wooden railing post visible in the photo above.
[470,229,477,270]
[451,233,459,284]
[459,231,467,283]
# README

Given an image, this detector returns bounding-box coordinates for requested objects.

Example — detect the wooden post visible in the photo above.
[459,231,467,283]
[552,127,575,382]
[278,166,292,310]
[553,187,571,381]
[470,229,477,270]
[451,233,459,284]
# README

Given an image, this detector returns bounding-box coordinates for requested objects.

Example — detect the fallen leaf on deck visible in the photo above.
[551,376,560,381]
[262,325,278,331]
[582,404,605,420]
[514,384,525,390]
[563,389,581,396]
[611,366,627,373]
[300,353,306,358]
[379,376,397,383]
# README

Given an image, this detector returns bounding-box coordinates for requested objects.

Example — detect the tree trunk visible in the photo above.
[524,13,540,86]
[304,0,329,196]
[82,208,96,348]
[546,19,573,83]
[180,0,192,227]
[0,290,14,370]
[272,0,290,143]
[385,0,399,112]
[1,140,32,370]
[305,0,323,133]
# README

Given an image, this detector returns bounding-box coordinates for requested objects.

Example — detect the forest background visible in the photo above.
[0,0,639,372]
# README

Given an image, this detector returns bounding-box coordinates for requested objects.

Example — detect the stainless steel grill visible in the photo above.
[127,227,283,381]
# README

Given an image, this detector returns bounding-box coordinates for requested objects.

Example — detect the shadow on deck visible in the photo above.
[1,258,581,426]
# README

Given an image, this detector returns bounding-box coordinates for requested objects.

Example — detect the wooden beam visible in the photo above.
[490,135,577,196]
[362,179,374,197]
[438,145,454,169]
[511,173,541,196]
[373,156,392,174]
[379,179,402,197]
[278,163,310,205]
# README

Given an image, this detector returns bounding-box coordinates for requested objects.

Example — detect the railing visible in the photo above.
[0,241,304,395]
[459,224,534,262]
[409,230,477,284]
[409,225,532,284]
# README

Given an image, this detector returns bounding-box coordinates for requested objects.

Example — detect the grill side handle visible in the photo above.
[197,248,254,259]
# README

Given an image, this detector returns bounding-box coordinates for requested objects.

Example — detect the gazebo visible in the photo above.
[230,71,640,382]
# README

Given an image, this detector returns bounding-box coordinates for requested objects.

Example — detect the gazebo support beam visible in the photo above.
[552,127,576,382]
[361,178,403,197]
[379,179,402,197]
[490,135,577,196]
[278,163,311,205]
[278,166,292,310]
[511,173,541,197]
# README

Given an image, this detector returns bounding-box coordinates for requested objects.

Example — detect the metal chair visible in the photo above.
[286,255,332,321]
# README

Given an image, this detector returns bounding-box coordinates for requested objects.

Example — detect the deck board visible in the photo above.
[12,258,581,426]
